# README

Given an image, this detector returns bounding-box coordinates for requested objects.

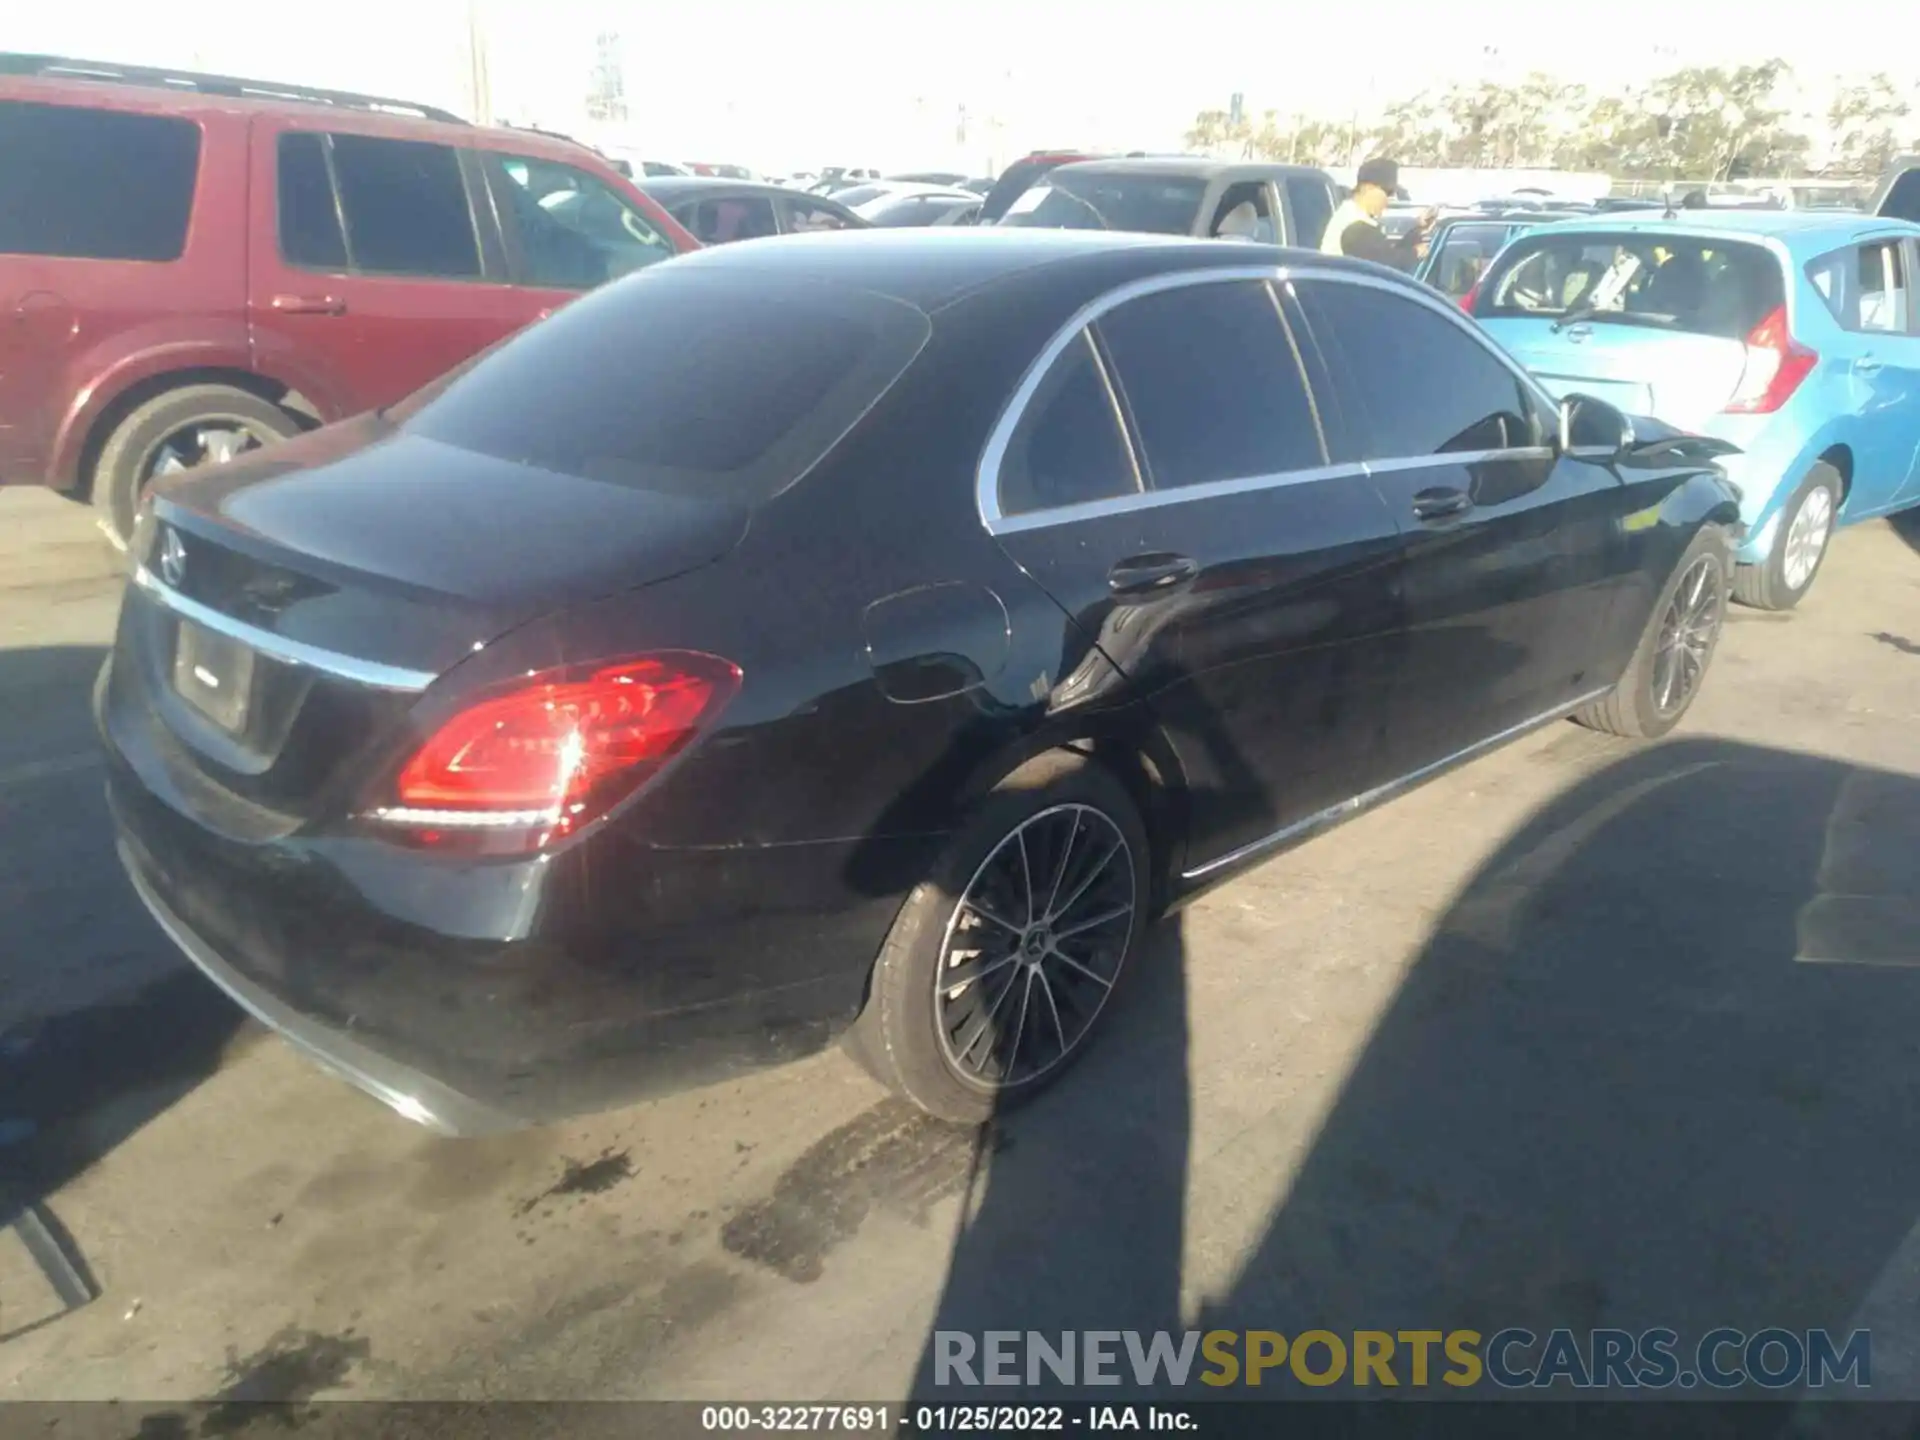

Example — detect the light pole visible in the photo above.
[466,0,493,125]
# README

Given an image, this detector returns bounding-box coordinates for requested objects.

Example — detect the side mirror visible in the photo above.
[1558,393,1635,458]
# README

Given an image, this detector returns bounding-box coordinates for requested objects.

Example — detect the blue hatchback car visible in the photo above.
[1468,211,1920,609]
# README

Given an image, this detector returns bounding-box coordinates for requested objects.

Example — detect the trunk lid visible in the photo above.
[1472,227,1784,430]
[1480,317,1752,430]
[106,416,749,836]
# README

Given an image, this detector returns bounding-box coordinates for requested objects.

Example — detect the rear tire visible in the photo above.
[1731,461,1841,611]
[846,752,1151,1125]
[91,384,302,550]
[1575,528,1729,740]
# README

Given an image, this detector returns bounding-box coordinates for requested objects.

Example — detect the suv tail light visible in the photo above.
[377,652,741,848]
[1723,305,1817,414]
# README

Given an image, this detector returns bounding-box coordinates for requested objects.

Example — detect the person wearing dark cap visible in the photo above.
[1679,189,1709,209]
[1320,156,1436,270]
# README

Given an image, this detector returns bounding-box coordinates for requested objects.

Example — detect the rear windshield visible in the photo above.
[998,172,1206,235]
[398,268,931,499]
[1477,231,1784,339]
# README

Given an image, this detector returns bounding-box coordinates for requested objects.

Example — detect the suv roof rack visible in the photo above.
[0,53,469,126]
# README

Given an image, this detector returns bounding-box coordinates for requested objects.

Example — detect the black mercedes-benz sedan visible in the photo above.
[99,229,1742,1131]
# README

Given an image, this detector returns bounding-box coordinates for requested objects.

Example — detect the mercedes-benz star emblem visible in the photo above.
[159,528,187,588]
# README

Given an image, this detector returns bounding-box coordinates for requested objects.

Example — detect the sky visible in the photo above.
[14,0,1918,174]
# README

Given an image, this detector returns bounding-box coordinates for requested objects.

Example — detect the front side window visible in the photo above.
[0,100,200,261]
[997,332,1139,517]
[1295,280,1538,460]
[491,152,675,288]
[1097,280,1324,488]
[783,197,856,232]
[1479,231,1783,340]
[1209,182,1275,242]
[327,134,480,279]
[678,195,779,244]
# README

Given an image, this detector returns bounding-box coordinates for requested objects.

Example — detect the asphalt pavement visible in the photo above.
[3,486,1920,1404]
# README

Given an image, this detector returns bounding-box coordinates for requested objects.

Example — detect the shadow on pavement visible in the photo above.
[907,918,1191,1400]
[1,644,248,1331]
[908,734,1920,1405]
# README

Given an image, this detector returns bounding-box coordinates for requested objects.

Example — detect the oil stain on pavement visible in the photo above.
[720,1100,979,1283]
[514,1149,635,1217]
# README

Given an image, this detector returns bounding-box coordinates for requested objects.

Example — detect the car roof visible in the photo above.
[1520,208,1920,252]
[1049,157,1329,182]
[654,226,1410,312]
[638,177,812,203]
[0,61,610,169]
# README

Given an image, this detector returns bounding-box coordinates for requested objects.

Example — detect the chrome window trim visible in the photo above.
[1181,683,1614,882]
[978,263,1568,536]
[131,565,438,693]
[990,462,1371,535]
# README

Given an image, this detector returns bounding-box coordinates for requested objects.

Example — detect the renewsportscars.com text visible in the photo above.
[932,1328,1871,1391]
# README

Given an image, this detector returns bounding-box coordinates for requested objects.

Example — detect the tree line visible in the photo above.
[1187,63,1915,181]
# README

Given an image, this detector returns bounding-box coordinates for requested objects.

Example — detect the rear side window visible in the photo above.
[1807,239,1913,333]
[278,134,348,269]
[327,134,480,279]
[398,270,931,500]
[487,152,675,289]
[1284,177,1334,249]
[1097,280,1324,488]
[1479,231,1783,340]
[998,332,1140,517]
[1295,280,1538,460]
[0,100,200,261]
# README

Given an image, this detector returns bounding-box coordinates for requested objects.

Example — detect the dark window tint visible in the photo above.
[1285,176,1334,249]
[1477,231,1782,339]
[489,152,675,289]
[998,332,1138,516]
[398,270,930,501]
[1879,170,1920,223]
[866,197,947,227]
[1098,281,1323,488]
[0,101,199,261]
[1296,280,1536,459]
[277,133,348,270]
[328,134,479,278]
[679,195,779,244]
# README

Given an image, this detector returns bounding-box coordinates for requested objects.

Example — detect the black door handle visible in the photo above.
[1412,486,1473,521]
[1108,552,1199,597]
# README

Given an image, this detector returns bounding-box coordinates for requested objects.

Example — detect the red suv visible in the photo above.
[0,55,699,545]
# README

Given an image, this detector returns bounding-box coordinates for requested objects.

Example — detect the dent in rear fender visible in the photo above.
[861,582,1010,703]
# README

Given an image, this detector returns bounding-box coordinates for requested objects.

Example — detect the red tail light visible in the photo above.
[1723,305,1817,414]
[381,651,741,845]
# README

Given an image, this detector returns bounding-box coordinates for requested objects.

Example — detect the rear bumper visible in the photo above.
[120,846,509,1135]
[102,747,927,1135]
